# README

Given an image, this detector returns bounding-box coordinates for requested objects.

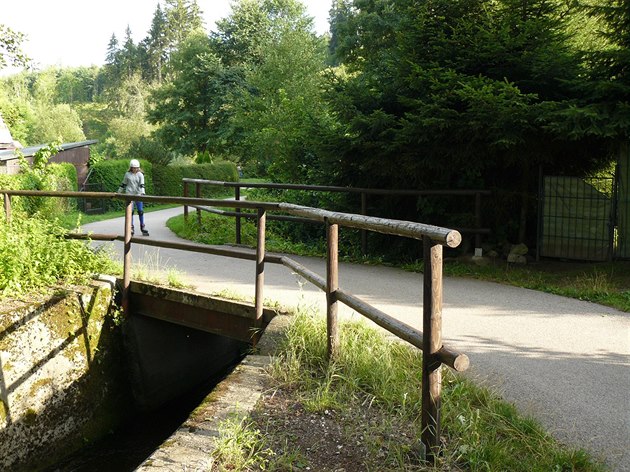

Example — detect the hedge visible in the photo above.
[90,159,154,195]
[152,161,239,198]
[89,159,238,210]
[49,163,78,191]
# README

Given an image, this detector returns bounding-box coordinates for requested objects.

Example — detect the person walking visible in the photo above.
[118,159,149,236]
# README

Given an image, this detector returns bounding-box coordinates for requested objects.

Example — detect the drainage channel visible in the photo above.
[45,365,237,472]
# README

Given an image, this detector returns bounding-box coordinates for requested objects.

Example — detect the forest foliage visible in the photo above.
[1,0,628,247]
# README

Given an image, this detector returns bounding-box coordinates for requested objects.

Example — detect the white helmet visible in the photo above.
[130,159,140,168]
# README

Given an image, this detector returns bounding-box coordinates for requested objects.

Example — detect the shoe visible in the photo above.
[131,227,135,236]
[141,227,149,237]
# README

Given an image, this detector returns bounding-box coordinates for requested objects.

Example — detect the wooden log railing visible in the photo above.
[0,189,468,462]
[182,178,491,251]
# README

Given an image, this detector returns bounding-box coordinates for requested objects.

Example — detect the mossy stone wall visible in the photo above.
[0,281,131,472]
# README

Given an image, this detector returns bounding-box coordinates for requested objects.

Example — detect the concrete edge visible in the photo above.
[135,313,292,470]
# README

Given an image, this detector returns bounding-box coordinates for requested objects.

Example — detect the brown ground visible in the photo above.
[248,383,429,472]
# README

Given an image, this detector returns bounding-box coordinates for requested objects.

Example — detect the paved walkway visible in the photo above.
[83,207,630,471]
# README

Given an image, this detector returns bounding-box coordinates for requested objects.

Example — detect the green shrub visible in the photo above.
[0,144,80,220]
[153,161,238,198]
[127,137,172,166]
[49,163,78,191]
[88,159,238,209]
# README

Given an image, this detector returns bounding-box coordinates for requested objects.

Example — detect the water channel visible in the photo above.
[45,366,235,471]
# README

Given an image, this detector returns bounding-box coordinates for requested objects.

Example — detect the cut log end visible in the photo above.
[445,230,462,248]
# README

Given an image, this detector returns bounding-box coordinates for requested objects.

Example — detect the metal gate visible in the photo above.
[618,153,630,258]
[538,175,615,261]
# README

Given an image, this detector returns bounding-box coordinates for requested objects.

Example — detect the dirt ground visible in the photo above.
[249,385,427,472]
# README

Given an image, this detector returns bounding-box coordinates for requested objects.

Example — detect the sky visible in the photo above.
[1,0,332,75]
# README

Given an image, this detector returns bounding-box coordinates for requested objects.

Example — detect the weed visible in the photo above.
[212,416,273,470]
[166,268,186,289]
[129,250,192,289]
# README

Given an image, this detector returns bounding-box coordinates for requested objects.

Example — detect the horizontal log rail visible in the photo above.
[182,178,489,250]
[2,188,468,461]
[184,178,491,197]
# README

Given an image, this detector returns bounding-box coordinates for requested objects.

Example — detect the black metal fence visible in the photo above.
[538,163,629,261]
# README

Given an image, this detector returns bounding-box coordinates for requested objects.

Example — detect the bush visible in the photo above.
[127,137,172,166]
[88,159,238,210]
[3,144,80,220]
[153,161,238,198]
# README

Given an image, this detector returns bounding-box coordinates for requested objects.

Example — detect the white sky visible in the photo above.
[1,0,332,75]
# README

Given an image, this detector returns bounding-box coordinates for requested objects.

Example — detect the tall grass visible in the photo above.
[212,309,605,471]
[0,216,119,298]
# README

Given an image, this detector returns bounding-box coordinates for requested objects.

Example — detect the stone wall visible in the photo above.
[0,280,130,472]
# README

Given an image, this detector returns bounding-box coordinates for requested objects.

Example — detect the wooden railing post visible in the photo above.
[122,200,133,317]
[475,192,482,249]
[360,192,367,255]
[195,182,202,226]
[3,194,11,223]
[183,181,189,223]
[326,220,339,360]
[422,237,443,462]
[235,186,242,245]
[254,208,266,321]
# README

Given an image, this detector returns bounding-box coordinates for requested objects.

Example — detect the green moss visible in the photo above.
[23,409,37,426]
[30,379,53,396]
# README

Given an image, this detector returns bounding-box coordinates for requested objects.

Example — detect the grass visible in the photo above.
[211,309,605,471]
[166,212,327,257]
[413,259,630,312]
[167,211,630,313]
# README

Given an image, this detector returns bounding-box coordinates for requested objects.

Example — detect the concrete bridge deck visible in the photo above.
[83,206,630,471]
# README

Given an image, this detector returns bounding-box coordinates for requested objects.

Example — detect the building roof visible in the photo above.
[0,140,98,161]
[0,113,19,149]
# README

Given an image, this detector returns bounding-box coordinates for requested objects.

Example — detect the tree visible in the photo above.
[323,0,599,243]
[0,24,30,70]
[105,33,119,66]
[164,0,204,53]
[148,32,242,155]
[228,7,332,180]
[119,26,139,80]
[103,33,122,88]
[145,4,169,84]
[55,67,100,103]
[28,103,86,144]
[212,0,314,66]
[327,0,352,65]
[540,1,630,162]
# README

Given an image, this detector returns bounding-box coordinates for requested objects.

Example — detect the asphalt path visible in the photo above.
[82,206,630,471]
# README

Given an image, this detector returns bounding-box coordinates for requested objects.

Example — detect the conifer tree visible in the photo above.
[145,3,169,84]
[164,0,204,53]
